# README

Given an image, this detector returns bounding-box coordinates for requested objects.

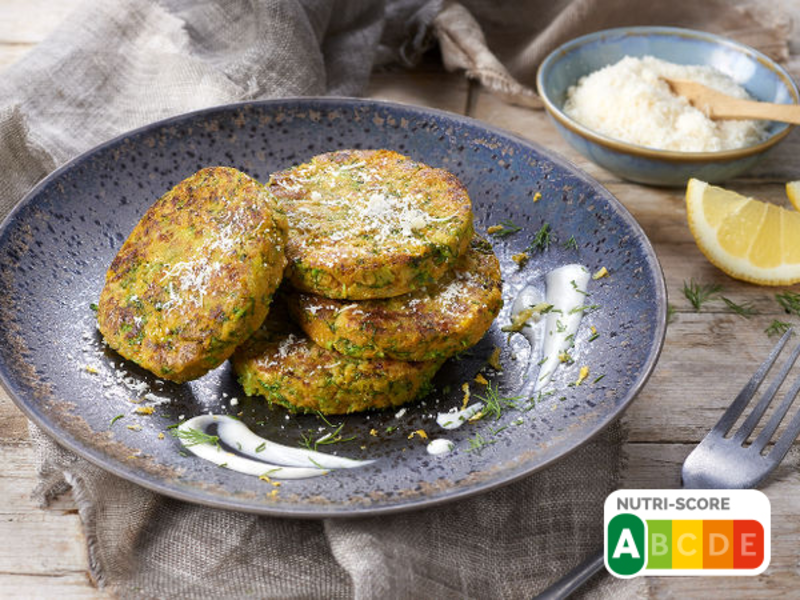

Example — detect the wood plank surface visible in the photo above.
[2,2,800,598]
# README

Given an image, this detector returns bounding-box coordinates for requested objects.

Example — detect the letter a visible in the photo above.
[613,528,641,559]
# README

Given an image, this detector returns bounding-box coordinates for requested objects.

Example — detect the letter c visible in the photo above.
[678,533,697,556]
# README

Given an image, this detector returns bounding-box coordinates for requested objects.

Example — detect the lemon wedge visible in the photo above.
[685,178,800,286]
[787,181,800,212]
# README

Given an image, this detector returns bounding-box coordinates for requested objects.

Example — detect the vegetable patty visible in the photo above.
[232,300,443,414]
[269,149,474,300]
[289,237,503,361]
[97,167,288,383]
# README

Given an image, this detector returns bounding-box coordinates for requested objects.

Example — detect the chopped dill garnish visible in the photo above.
[467,432,496,453]
[683,279,722,311]
[474,382,523,420]
[593,374,606,384]
[89,302,99,312]
[307,457,326,470]
[570,279,589,295]
[255,442,266,453]
[526,223,552,254]
[172,427,220,448]
[301,422,355,451]
[314,410,335,427]
[666,303,676,324]
[776,291,800,316]
[588,329,600,342]
[110,414,124,426]
[721,296,758,319]
[299,431,314,451]
[765,319,792,338]
[568,304,599,315]
[487,219,522,238]
[563,235,579,250]
[385,425,397,433]
[556,319,567,333]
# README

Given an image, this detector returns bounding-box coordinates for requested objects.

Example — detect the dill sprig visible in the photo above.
[563,235,579,250]
[765,319,792,338]
[474,382,523,420]
[300,422,355,451]
[487,219,522,238]
[682,279,722,311]
[666,303,676,324]
[172,427,220,448]
[721,296,758,319]
[316,422,356,446]
[299,432,315,451]
[570,279,589,295]
[466,432,496,453]
[314,410,335,427]
[109,414,124,426]
[776,291,800,317]
[307,457,326,470]
[526,223,552,254]
[568,303,599,315]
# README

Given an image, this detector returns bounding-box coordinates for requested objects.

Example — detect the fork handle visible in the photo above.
[534,550,604,600]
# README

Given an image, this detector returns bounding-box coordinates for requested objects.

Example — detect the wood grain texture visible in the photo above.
[2,2,800,598]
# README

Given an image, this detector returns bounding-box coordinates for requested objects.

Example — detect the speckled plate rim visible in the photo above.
[0,97,668,518]
[536,26,800,162]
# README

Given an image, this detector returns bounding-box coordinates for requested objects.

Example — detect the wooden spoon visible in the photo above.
[662,77,800,125]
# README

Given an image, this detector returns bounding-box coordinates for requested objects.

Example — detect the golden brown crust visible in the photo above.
[269,149,473,300]
[288,237,503,361]
[97,167,288,383]
[231,301,442,414]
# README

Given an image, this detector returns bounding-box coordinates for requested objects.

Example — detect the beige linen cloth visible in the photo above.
[0,0,788,598]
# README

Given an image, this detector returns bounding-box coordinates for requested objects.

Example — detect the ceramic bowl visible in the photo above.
[536,26,799,186]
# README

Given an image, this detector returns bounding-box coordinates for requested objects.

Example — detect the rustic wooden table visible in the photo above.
[2,2,800,598]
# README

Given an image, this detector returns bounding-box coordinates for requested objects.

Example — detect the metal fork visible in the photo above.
[536,328,800,600]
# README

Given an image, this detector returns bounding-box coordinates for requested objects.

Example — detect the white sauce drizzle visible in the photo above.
[177,415,374,480]
[510,284,546,349]
[509,264,591,391]
[427,438,455,456]
[436,402,483,430]
[535,264,591,390]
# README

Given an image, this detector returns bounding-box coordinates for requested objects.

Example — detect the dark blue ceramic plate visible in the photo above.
[0,99,666,517]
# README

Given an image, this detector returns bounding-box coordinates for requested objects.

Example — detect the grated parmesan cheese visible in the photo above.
[563,56,767,152]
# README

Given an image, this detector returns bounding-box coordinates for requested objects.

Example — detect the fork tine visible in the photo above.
[710,328,793,438]
[752,370,800,452]
[767,394,800,463]
[732,340,800,444]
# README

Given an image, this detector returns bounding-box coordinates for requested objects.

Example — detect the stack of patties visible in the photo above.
[231,150,503,415]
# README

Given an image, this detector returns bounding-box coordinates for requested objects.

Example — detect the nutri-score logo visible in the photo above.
[604,490,770,577]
